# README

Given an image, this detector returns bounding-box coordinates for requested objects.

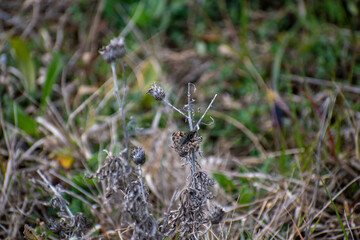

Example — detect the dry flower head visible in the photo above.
[171,131,203,157]
[147,83,165,101]
[99,37,126,63]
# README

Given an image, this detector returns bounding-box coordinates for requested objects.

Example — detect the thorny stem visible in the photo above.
[137,165,149,215]
[37,170,74,218]
[163,99,188,119]
[194,94,217,130]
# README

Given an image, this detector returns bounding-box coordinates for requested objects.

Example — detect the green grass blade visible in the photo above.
[245,230,253,240]
[10,102,39,137]
[321,178,349,240]
[41,52,63,108]
[10,38,36,94]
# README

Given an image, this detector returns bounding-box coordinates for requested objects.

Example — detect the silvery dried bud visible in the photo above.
[147,83,165,101]
[99,37,126,63]
[132,147,146,165]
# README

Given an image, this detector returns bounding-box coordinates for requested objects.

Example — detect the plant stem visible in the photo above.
[187,83,194,131]
[111,61,129,160]
[163,99,188,119]
[111,62,122,109]
[137,164,149,214]
[120,60,129,160]
[194,94,217,130]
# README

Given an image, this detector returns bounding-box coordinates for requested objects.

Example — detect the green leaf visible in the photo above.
[41,52,63,107]
[212,172,237,194]
[321,179,349,240]
[10,38,36,94]
[245,230,254,240]
[10,102,39,137]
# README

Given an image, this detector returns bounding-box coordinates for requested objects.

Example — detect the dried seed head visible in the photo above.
[132,147,146,165]
[99,37,126,63]
[147,83,165,101]
[171,131,202,157]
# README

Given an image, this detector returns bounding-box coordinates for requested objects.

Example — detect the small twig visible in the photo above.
[163,99,188,119]
[194,94,217,130]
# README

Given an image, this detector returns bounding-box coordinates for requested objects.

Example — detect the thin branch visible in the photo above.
[163,99,188,119]
[194,94,217,130]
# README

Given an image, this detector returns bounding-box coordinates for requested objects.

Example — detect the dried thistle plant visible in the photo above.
[148,83,224,238]
[171,130,203,158]
[87,37,160,239]
[87,150,133,198]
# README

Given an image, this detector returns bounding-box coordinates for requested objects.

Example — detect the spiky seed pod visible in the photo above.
[99,37,126,63]
[132,147,146,165]
[147,83,165,101]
